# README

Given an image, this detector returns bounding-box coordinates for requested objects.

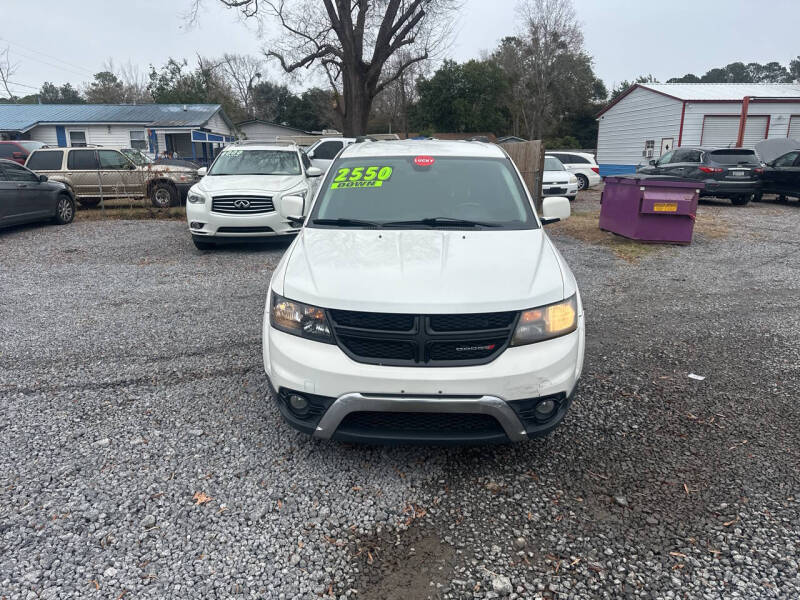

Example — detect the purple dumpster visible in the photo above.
[599,175,704,244]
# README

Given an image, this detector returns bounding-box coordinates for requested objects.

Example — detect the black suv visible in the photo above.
[637,147,762,205]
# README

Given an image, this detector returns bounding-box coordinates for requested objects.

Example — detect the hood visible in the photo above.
[145,163,195,174]
[197,174,306,194]
[755,138,800,163]
[542,170,573,183]
[279,228,566,313]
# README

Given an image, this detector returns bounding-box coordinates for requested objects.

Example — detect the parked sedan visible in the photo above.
[0,159,75,229]
[757,149,800,202]
[637,147,761,205]
[542,156,578,201]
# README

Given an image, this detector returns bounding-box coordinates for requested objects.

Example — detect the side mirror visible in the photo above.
[649,159,657,166]
[306,166,323,177]
[197,167,207,177]
[281,194,306,226]
[38,174,48,182]
[541,196,570,225]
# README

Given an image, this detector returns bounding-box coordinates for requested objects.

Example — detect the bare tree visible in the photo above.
[371,49,428,136]
[194,0,459,135]
[0,45,19,100]
[220,53,262,117]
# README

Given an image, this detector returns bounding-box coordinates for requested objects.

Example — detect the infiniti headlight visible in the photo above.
[510,294,578,346]
[270,292,333,343]
[187,191,205,204]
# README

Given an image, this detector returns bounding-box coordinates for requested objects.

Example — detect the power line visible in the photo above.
[0,37,95,77]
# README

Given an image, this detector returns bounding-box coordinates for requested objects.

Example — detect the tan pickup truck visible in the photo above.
[25,147,200,208]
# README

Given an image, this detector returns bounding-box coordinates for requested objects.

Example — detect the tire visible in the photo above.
[575,173,589,191]
[77,198,100,207]
[752,193,763,203]
[192,236,215,250]
[53,194,75,225]
[731,194,751,206]
[151,182,177,208]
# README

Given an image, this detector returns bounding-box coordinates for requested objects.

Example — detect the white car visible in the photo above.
[546,151,601,191]
[186,142,322,249]
[305,137,357,171]
[543,156,579,201]
[262,140,585,444]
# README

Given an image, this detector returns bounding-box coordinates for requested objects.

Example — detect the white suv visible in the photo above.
[262,140,585,444]
[186,142,322,249]
[546,151,601,191]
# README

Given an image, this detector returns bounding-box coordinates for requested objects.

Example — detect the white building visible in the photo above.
[0,103,236,165]
[596,83,800,175]
[237,119,310,140]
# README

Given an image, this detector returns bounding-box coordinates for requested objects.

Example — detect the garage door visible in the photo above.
[788,115,800,140]
[700,115,768,148]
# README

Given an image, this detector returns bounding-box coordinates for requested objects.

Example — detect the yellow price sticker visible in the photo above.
[652,202,678,212]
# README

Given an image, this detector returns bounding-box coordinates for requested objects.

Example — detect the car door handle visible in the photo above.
[17,183,29,188]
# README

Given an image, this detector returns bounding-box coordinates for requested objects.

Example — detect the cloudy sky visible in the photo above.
[2,0,799,98]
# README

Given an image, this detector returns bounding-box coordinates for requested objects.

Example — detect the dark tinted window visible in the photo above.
[708,149,759,165]
[562,153,591,164]
[313,141,344,160]
[67,150,99,170]
[0,143,20,158]
[0,166,6,181]
[773,151,799,167]
[672,149,702,163]
[656,150,675,165]
[2,162,38,182]
[27,150,64,171]
[548,153,568,163]
[98,150,132,170]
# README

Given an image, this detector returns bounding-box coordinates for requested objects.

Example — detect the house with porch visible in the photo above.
[0,103,237,165]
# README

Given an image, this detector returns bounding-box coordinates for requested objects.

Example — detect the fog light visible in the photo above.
[535,398,557,419]
[288,394,309,415]
[190,221,204,230]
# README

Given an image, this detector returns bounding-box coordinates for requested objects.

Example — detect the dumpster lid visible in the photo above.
[604,174,704,188]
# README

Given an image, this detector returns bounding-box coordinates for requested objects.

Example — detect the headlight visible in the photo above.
[285,189,308,201]
[510,294,578,346]
[270,292,333,343]
[187,191,205,204]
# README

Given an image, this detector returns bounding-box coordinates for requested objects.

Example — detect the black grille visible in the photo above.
[327,310,518,367]
[212,195,274,214]
[216,226,274,233]
[338,411,505,436]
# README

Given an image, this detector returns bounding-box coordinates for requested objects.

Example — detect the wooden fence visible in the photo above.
[504,140,544,213]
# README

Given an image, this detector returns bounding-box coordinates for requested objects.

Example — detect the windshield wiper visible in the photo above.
[312,218,383,228]
[383,217,501,228]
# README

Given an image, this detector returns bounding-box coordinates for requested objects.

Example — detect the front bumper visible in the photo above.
[186,201,299,238]
[263,313,585,443]
[543,183,579,197]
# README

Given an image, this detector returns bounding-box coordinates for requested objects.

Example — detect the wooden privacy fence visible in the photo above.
[504,140,544,213]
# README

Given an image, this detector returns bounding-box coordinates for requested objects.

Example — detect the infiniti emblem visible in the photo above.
[234,199,251,208]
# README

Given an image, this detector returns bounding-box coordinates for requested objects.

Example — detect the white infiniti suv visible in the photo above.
[263,140,584,444]
[186,142,322,249]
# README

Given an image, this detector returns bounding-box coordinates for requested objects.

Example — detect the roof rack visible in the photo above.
[231,138,297,147]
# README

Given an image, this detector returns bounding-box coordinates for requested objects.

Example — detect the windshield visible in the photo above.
[121,148,152,165]
[309,156,537,230]
[708,149,759,165]
[208,149,300,176]
[544,156,565,171]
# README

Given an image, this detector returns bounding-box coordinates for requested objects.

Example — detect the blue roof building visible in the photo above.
[0,103,237,164]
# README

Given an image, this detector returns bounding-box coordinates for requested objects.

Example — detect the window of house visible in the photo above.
[68,130,87,147]
[67,149,99,170]
[129,130,147,150]
[643,140,655,157]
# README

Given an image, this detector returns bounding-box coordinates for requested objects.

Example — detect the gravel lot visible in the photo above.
[1,192,799,599]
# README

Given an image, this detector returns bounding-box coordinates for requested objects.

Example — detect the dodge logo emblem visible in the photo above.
[234,199,251,208]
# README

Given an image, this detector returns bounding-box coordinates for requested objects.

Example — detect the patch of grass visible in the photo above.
[74,198,185,222]
[549,209,658,262]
